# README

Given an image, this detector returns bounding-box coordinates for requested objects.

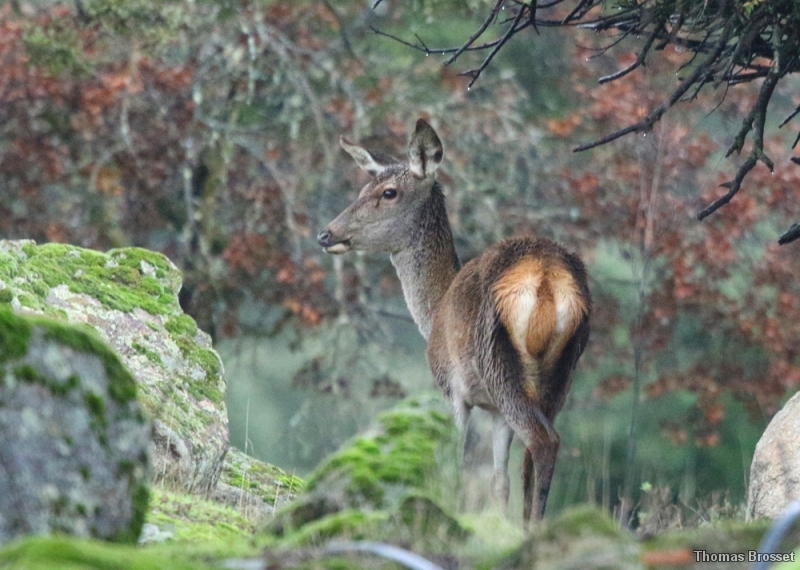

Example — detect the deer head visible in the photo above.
[317,119,443,255]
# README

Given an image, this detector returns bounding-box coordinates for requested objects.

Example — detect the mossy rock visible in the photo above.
[494,506,638,570]
[0,240,228,495]
[267,396,469,550]
[213,447,304,521]
[0,308,149,545]
[0,535,214,570]
[143,487,259,557]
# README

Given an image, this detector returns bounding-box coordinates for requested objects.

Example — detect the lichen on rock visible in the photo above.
[0,240,228,494]
[0,308,149,545]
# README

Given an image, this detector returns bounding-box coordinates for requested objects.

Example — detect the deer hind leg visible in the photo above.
[490,413,514,511]
[520,421,560,525]
[481,318,561,525]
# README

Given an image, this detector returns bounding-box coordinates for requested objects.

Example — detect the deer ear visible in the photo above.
[340,136,388,176]
[408,119,443,179]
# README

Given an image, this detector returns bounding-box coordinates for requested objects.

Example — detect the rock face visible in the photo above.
[0,240,229,494]
[748,390,800,519]
[0,308,149,544]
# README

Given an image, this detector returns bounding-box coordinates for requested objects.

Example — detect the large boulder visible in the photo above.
[0,308,149,544]
[0,240,228,494]
[748,390,800,519]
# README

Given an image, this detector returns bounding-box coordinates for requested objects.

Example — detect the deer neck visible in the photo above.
[389,182,460,340]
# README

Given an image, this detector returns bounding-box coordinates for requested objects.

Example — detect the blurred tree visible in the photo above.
[373,0,800,243]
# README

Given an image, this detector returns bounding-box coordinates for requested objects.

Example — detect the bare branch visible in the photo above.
[697,46,781,221]
[696,154,758,221]
[598,20,663,84]
[576,21,734,153]
[444,0,506,66]
[461,5,529,88]
[370,26,512,57]
[779,105,800,129]
[561,0,596,25]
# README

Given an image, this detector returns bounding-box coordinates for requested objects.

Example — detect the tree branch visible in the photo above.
[697,37,782,221]
[575,21,734,153]
[444,0,506,66]
[460,5,529,88]
[598,19,662,84]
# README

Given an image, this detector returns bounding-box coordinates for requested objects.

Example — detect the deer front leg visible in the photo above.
[451,394,474,469]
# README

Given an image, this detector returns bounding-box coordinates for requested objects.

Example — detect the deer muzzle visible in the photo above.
[317,229,352,254]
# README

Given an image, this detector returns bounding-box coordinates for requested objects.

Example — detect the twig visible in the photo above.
[598,20,663,84]
[778,223,800,246]
[461,5,528,88]
[444,0,506,66]
[370,26,512,56]
[778,105,800,129]
[561,0,596,25]
[697,43,781,220]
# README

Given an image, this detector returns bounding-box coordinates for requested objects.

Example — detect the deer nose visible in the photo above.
[317,230,333,247]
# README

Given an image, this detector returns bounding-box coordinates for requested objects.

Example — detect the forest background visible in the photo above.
[2,0,800,524]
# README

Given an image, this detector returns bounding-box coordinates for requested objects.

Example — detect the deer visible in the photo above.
[317,118,591,525]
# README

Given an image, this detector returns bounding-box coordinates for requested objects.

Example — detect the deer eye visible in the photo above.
[382,188,398,200]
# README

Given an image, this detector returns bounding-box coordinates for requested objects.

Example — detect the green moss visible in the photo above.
[145,489,256,556]
[125,483,150,544]
[0,289,13,303]
[9,242,181,316]
[0,252,19,281]
[108,247,179,287]
[49,374,80,396]
[165,314,198,337]
[284,509,389,546]
[178,340,223,403]
[13,364,40,383]
[40,320,138,405]
[0,307,32,364]
[162,313,224,404]
[84,392,107,425]
[195,348,221,378]
[542,505,622,540]
[398,493,471,542]
[305,401,455,507]
[0,535,212,570]
[271,398,459,545]
[645,518,773,553]
[222,449,304,505]
[16,292,45,311]
[132,342,164,366]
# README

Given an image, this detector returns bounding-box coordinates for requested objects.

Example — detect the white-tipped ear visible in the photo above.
[407,119,443,179]
[340,136,388,176]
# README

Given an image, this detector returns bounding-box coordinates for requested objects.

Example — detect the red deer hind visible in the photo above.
[317,119,591,524]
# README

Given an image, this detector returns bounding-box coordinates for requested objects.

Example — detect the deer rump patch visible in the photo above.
[492,257,587,370]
